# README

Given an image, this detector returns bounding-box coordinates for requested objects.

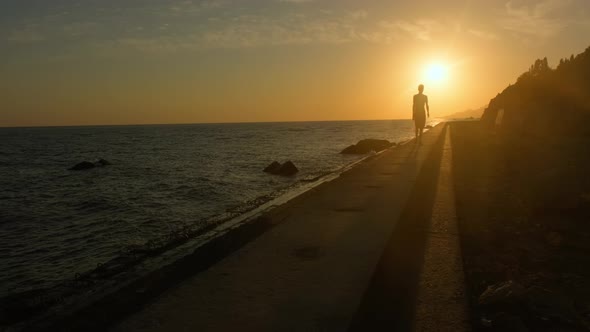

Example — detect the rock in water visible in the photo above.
[340,145,359,154]
[69,159,112,171]
[356,139,393,152]
[96,159,111,166]
[69,161,96,171]
[263,161,299,176]
[340,139,393,154]
[263,161,282,174]
[278,161,298,176]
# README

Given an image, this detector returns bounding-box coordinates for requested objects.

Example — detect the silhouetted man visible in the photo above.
[413,84,429,143]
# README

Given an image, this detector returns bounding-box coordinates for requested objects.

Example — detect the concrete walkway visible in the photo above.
[111,124,467,331]
[413,127,469,331]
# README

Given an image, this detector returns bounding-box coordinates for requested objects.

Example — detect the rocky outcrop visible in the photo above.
[478,281,582,329]
[96,159,111,166]
[263,161,299,176]
[340,139,394,154]
[278,161,298,176]
[263,161,282,174]
[69,161,96,171]
[69,159,112,171]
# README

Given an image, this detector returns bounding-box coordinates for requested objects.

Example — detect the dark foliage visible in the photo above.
[481,46,590,136]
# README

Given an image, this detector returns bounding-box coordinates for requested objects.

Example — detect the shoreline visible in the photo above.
[110,123,448,332]
[6,127,434,331]
[1,119,434,302]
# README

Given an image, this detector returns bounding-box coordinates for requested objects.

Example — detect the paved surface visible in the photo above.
[111,125,446,332]
[413,127,469,331]
[349,124,469,332]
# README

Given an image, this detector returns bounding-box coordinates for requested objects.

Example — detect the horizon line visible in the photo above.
[0,118,428,129]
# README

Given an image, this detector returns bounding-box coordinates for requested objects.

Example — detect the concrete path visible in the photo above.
[350,125,469,332]
[111,124,461,332]
[413,127,470,331]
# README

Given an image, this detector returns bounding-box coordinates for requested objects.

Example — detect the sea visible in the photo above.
[0,119,438,298]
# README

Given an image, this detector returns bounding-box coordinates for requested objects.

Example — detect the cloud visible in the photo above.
[97,13,471,55]
[7,24,44,43]
[62,21,99,38]
[6,19,102,44]
[467,29,499,41]
[380,19,439,41]
[111,12,359,52]
[500,0,572,38]
[168,0,227,14]
[3,1,497,55]
[278,0,314,3]
[350,10,368,20]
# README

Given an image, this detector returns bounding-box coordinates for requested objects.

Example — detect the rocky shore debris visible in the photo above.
[478,280,585,330]
[479,280,526,308]
[69,159,111,171]
[340,139,394,154]
[263,160,299,176]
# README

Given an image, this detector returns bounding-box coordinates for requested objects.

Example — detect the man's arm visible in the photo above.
[426,96,430,117]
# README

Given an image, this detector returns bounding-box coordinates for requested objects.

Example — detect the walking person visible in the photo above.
[413,84,430,143]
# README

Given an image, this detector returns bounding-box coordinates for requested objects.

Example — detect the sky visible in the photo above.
[1,0,590,127]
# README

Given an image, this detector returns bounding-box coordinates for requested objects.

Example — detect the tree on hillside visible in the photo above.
[482,47,590,135]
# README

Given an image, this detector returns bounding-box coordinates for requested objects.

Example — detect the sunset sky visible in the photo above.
[2,0,590,127]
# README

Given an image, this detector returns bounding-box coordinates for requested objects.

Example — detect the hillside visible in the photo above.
[481,46,590,136]
[461,46,590,331]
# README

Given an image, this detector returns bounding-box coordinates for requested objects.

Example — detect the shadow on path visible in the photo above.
[349,125,447,331]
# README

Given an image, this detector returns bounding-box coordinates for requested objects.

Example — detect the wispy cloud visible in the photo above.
[7,24,45,43]
[95,13,477,55]
[467,29,499,41]
[500,0,572,38]
[278,0,314,3]
[350,10,368,20]
[381,19,440,41]
[102,12,361,53]
[3,1,516,56]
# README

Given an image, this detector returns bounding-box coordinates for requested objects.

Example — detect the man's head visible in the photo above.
[418,84,424,93]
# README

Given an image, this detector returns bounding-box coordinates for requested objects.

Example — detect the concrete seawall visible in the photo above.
[108,123,467,331]
[26,122,471,332]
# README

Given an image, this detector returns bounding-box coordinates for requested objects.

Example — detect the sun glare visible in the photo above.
[423,62,449,84]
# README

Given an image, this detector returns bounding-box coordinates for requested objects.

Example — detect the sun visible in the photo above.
[423,62,449,84]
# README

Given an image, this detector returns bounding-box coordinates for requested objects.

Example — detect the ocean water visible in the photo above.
[0,119,436,297]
